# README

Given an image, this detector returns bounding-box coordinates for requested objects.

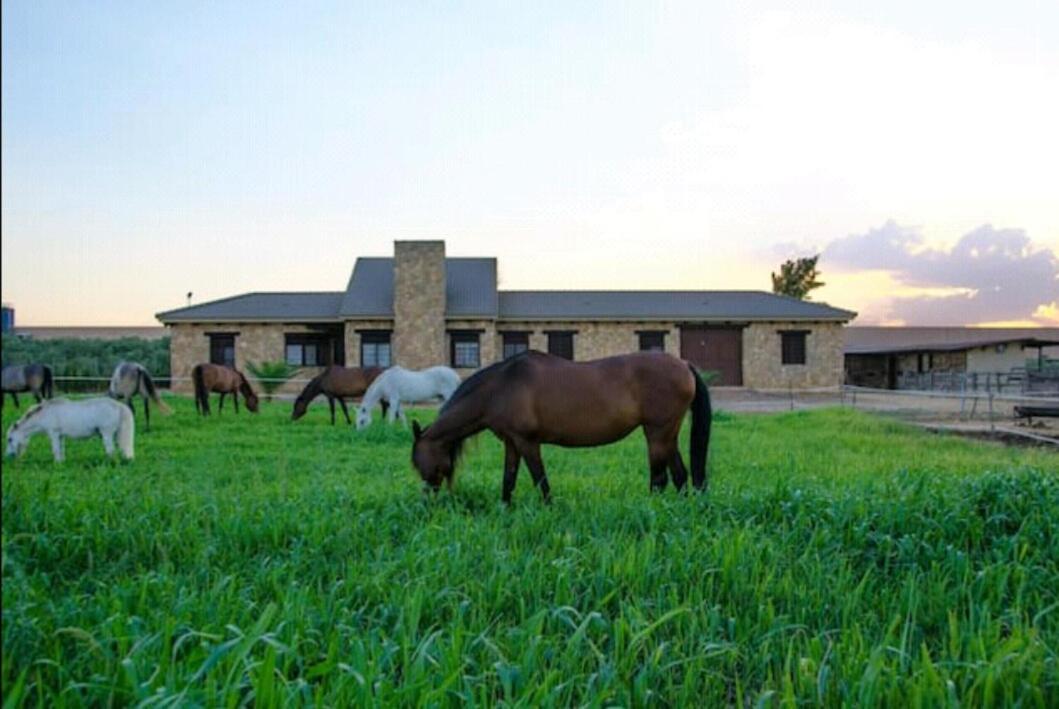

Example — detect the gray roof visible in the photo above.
[339,257,498,317]
[496,291,855,321]
[845,326,1059,354]
[157,292,344,322]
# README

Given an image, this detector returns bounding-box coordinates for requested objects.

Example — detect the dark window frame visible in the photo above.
[546,330,576,360]
[450,331,481,368]
[637,330,667,352]
[779,330,809,365]
[501,331,531,359]
[359,330,392,368]
[207,332,237,368]
[285,333,334,367]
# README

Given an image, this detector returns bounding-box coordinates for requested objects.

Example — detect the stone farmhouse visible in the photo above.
[157,241,856,393]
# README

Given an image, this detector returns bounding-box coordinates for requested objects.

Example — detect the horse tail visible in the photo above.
[116,402,135,460]
[41,365,54,399]
[688,363,712,491]
[139,367,172,415]
[192,364,209,415]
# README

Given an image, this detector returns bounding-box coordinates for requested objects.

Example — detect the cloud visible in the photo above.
[822,221,1059,325]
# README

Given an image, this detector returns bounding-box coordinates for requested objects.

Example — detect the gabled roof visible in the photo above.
[156,292,344,322]
[497,291,855,321]
[339,257,498,318]
[845,326,1059,355]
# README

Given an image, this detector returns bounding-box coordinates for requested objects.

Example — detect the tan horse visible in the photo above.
[192,364,259,416]
[412,351,712,503]
[291,366,388,424]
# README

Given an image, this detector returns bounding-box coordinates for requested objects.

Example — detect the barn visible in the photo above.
[157,241,856,393]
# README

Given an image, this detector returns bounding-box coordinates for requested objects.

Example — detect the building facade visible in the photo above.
[158,241,856,393]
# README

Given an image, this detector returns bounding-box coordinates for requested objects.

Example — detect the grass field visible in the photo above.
[2,396,1057,706]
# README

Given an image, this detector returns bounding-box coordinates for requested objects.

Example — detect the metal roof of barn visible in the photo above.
[156,292,345,322]
[496,290,855,321]
[844,327,1059,355]
[338,257,498,318]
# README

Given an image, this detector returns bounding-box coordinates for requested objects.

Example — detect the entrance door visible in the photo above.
[680,326,743,385]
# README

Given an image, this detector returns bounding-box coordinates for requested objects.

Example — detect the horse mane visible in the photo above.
[237,371,257,399]
[440,352,532,415]
[295,370,326,403]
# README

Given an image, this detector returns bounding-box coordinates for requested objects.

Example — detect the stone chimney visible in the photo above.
[393,240,447,368]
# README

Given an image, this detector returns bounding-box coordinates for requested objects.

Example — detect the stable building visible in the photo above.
[157,241,855,393]
[844,327,1059,389]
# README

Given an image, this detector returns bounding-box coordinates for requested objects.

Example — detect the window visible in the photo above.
[208,333,236,368]
[450,332,481,368]
[780,331,807,365]
[547,331,575,360]
[285,334,332,367]
[502,332,530,359]
[360,331,392,368]
[638,331,666,352]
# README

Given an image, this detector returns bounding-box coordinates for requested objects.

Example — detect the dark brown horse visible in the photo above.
[192,363,259,416]
[291,365,389,424]
[411,351,711,503]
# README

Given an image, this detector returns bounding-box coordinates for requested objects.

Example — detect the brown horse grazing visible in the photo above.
[192,363,259,416]
[411,351,711,503]
[291,365,389,424]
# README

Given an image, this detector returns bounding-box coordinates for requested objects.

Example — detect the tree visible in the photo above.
[771,255,825,300]
[246,360,301,402]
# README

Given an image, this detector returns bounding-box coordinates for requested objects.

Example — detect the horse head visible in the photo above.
[411,420,455,491]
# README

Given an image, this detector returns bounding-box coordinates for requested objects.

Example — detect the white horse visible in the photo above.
[5,397,135,462]
[355,366,461,429]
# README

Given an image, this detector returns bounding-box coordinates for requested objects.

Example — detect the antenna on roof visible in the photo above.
[186,291,193,306]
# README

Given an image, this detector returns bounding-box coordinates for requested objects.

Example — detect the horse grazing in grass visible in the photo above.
[5,397,134,462]
[1,363,53,409]
[355,365,461,429]
[411,351,712,503]
[292,365,388,424]
[192,363,259,416]
[109,362,172,429]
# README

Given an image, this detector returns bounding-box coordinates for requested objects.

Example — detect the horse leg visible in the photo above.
[101,430,116,458]
[669,449,689,492]
[34,389,43,404]
[49,432,64,463]
[380,399,390,421]
[328,396,336,425]
[219,393,225,413]
[502,438,522,505]
[12,392,19,408]
[338,398,352,425]
[143,396,151,431]
[233,390,240,414]
[643,427,672,492]
[517,440,551,503]
[387,398,400,424]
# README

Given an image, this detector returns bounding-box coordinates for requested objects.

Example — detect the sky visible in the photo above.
[2,0,1057,327]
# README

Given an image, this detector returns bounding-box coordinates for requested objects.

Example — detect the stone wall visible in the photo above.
[741,322,845,389]
[393,241,446,369]
[168,323,329,396]
[492,321,680,362]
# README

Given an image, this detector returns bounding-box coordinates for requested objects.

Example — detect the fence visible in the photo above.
[34,375,317,401]
[894,369,1059,395]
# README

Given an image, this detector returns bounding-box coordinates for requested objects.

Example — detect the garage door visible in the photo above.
[680,326,743,385]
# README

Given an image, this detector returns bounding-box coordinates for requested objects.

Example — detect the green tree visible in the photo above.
[246,360,301,402]
[771,255,825,300]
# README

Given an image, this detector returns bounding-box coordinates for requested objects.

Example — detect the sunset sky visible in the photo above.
[2,1,1057,326]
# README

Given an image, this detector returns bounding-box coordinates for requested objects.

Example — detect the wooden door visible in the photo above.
[680,326,743,385]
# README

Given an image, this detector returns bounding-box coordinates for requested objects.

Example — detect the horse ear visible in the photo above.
[412,420,423,440]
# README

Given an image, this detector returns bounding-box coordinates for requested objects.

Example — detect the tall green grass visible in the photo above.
[2,398,1056,706]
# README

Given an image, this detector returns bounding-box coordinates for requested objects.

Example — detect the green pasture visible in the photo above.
[2,396,1057,706]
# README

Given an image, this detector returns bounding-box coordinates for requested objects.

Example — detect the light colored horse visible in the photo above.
[1,363,53,409]
[356,366,461,429]
[5,397,134,462]
[109,362,172,429]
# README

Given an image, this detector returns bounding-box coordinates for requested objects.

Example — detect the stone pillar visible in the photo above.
[393,241,447,369]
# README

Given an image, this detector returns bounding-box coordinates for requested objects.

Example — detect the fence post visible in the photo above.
[988,391,995,433]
